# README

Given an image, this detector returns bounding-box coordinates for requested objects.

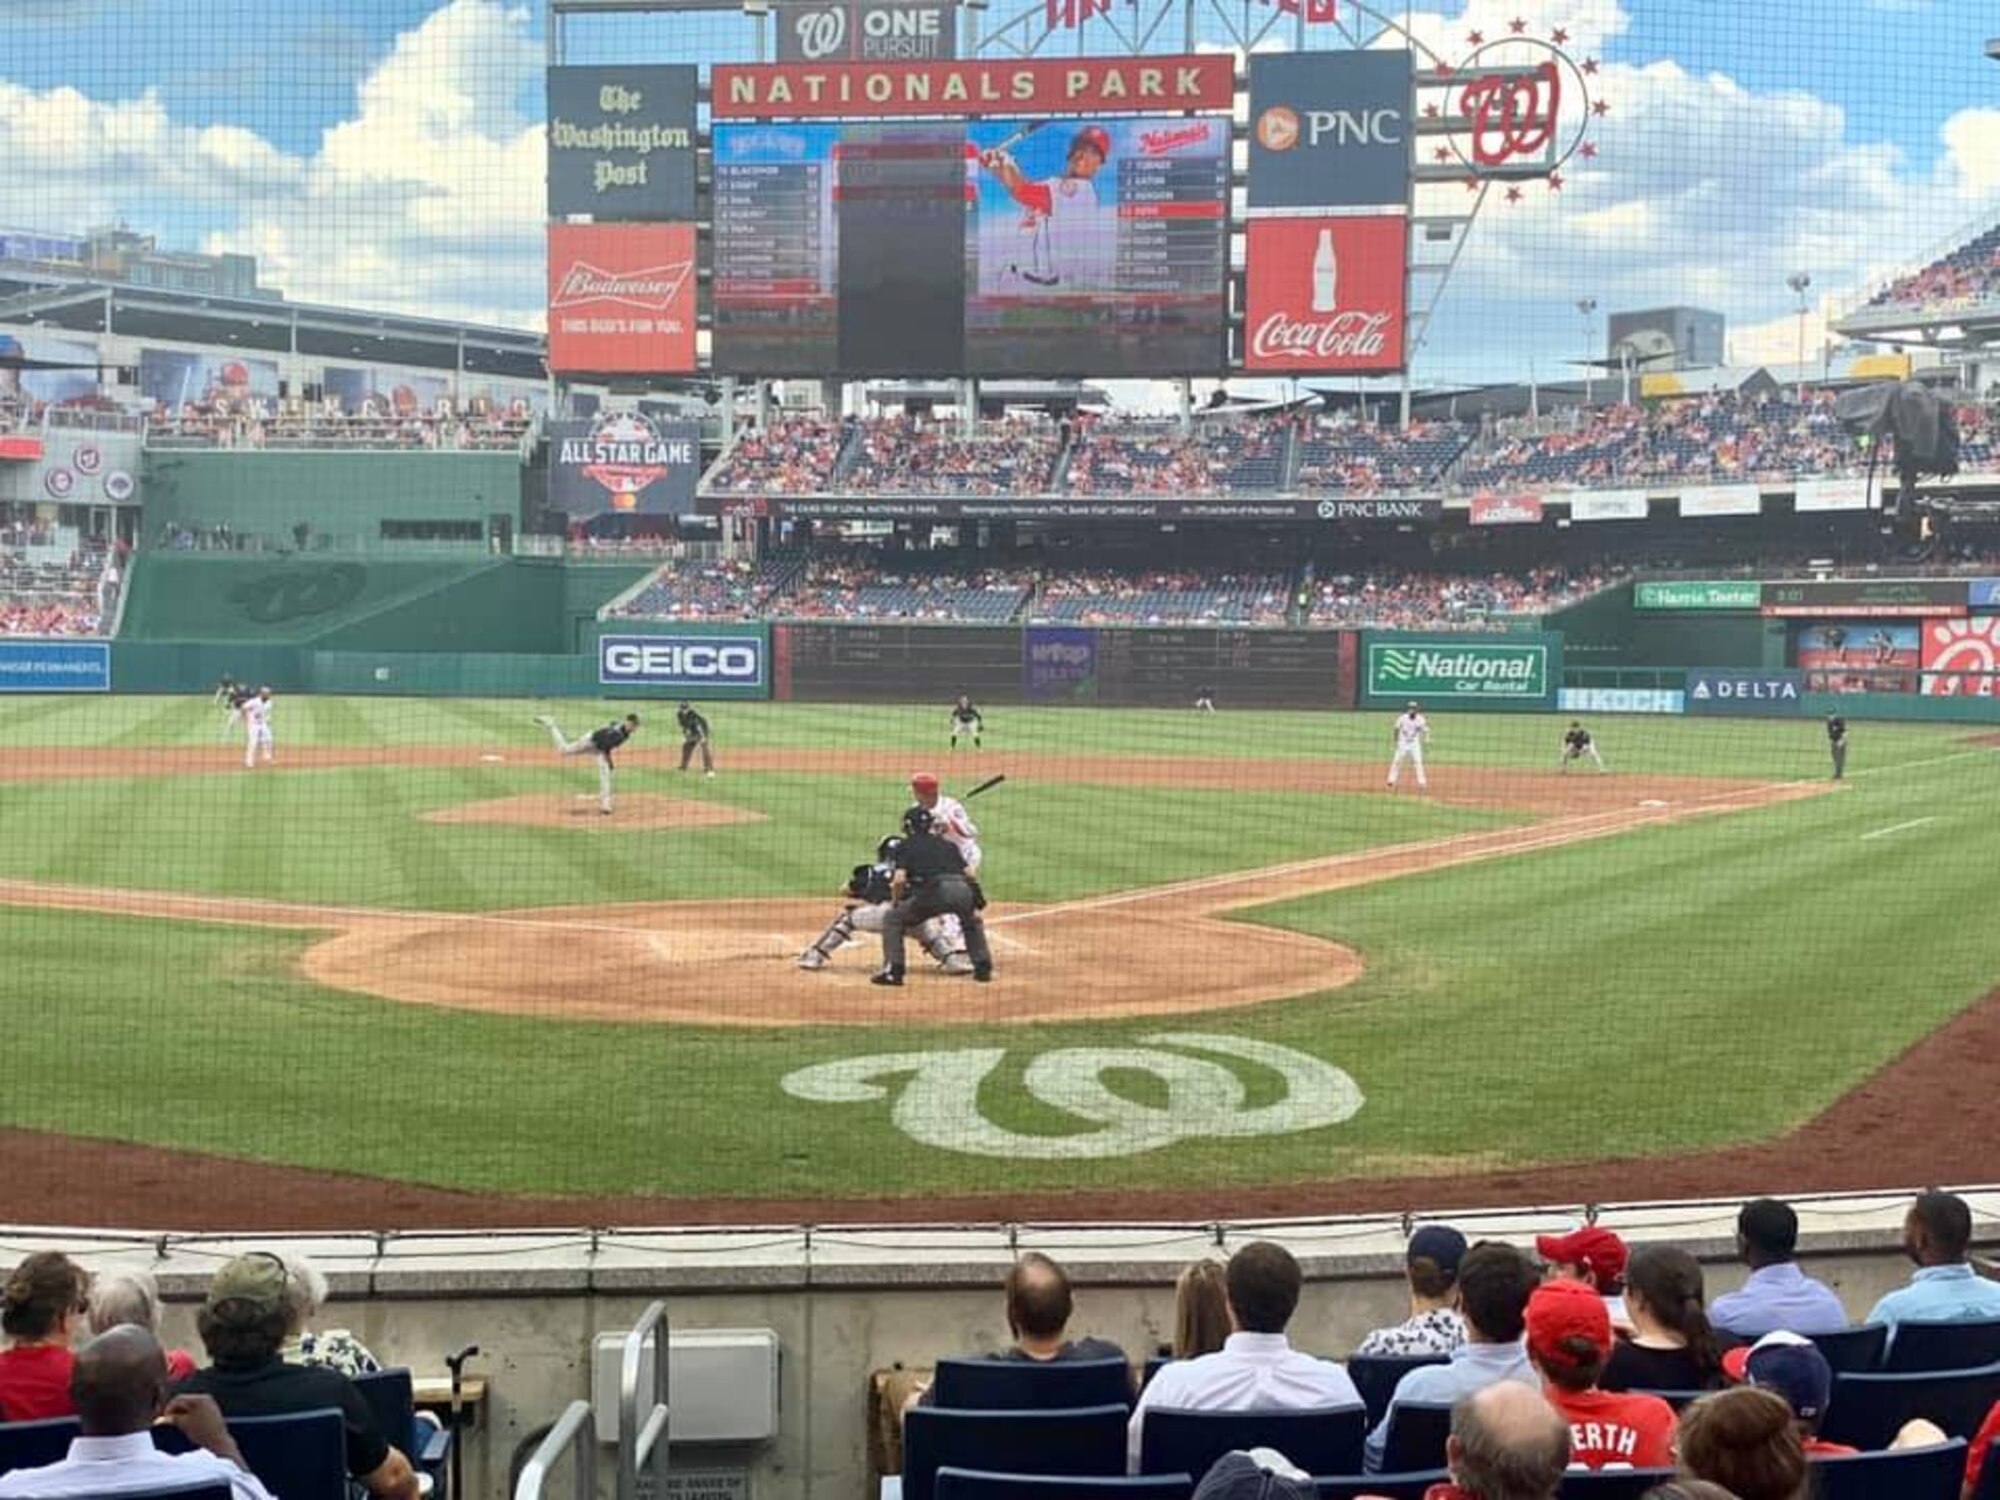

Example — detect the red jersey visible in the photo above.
[1965,1400,2000,1495]
[1544,1384,1677,1469]
[0,1342,76,1421]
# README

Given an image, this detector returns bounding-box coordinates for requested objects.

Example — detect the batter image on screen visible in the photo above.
[977,125,1116,293]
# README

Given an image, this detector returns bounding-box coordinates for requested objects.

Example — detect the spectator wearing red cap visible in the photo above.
[1523,1281,1676,1470]
[1600,1246,1725,1394]
[1536,1226,1630,1332]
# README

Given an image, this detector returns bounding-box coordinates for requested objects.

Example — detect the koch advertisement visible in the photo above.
[546,223,697,375]
[712,55,1232,118]
[777,0,957,61]
[547,66,697,221]
[1242,215,1406,374]
[1246,50,1413,211]
[1362,634,1557,708]
[549,412,701,516]
[1686,669,1804,716]
[599,630,769,696]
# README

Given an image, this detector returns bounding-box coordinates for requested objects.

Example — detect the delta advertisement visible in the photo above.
[548,411,702,516]
[1685,669,1804,716]
[1360,633,1559,710]
[546,66,698,221]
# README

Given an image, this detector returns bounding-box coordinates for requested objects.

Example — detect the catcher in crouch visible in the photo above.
[797,833,973,974]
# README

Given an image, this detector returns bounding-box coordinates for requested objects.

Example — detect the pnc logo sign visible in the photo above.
[1254,105,1404,151]
[600,635,766,688]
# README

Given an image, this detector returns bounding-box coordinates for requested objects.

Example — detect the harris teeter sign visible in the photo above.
[1634,581,1763,610]
[1363,636,1554,706]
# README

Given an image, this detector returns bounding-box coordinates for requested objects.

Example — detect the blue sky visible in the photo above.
[2,0,1997,387]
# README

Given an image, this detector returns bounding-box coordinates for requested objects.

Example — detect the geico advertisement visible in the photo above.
[599,635,766,687]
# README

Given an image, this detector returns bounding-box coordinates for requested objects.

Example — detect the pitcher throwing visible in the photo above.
[1387,701,1429,791]
[535,712,639,815]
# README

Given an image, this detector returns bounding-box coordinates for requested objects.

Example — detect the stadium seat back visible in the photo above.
[1885,1319,2000,1373]
[1344,1355,1449,1425]
[1379,1400,1454,1473]
[903,1405,1128,1500]
[1137,1406,1365,1480]
[931,1359,1132,1412]
[1810,1438,1966,1500]
[1627,1388,1706,1410]
[933,1469,1190,1500]
[209,1408,349,1500]
[1555,1470,1676,1499]
[1971,1436,2000,1500]
[1807,1324,1888,1373]
[1821,1361,2000,1449]
[0,1416,82,1475]
[1312,1471,1446,1500]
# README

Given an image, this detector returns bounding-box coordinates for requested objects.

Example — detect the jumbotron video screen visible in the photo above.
[711,115,1229,377]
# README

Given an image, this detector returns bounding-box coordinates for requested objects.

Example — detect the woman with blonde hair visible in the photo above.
[1173,1260,1229,1360]
[87,1268,198,1380]
[279,1253,382,1378]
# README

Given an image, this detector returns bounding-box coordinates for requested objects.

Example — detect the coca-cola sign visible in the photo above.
[1242,216,1406,374]
[547,223,697,375]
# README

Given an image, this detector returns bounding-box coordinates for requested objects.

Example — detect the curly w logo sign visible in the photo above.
[1365,640,1549,702]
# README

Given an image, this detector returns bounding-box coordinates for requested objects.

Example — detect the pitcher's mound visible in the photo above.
[422,794,766,831]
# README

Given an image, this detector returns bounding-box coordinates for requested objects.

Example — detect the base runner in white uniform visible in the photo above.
[1387,702,1428,791]
[242,687,276,769]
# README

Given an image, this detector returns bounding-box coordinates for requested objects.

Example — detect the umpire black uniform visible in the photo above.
[676,700,713,775]
[875,806,993,985]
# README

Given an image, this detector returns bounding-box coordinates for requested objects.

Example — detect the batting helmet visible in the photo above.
[1072,126,1110,161]
[901,805,934,838]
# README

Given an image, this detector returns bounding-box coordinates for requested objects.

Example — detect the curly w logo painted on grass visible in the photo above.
[780,1033,1363,1159]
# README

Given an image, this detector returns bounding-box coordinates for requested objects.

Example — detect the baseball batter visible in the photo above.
[535,712,639,815]
[1387,702,1429,791]
[241,687,275,769]
[1558,721,1607,773]
[908,771,983,879]
[797,833,973,974]
[978,125,1115,293]
[949,696,984,750]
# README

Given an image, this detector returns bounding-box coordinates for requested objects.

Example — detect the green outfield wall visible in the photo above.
[141,450,523,546]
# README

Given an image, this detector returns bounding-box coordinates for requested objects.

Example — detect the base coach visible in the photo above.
[875,805,993,986]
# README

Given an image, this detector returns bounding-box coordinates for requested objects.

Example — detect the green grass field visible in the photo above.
[0,694,1994,1209]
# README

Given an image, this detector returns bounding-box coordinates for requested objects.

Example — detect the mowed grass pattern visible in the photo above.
[0,694,1994,1202]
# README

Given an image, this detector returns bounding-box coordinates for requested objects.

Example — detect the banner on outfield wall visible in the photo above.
[547,223,698,375]
[597,628,769,696]
[1793,477,1873,513]
[1677,484,1763,518]
[776,0,957,61]
[1242,215,1408,373]
[1686,668,1804,715]
[1761,579,1966,617]
[1024,626,1098,702]
[1469,493,1543,526]
[0,640,110,693]
[1920,616,2000,696]
[707,494,1441,522]
[549,412,701,516]
[1567,489,1651,522]
[1246,51,1413,211]
[710,55,1232,117]
[1968,579,2000,610]
[1634,580,1763,611]
[1797,619,1920,695]
[1558,687,1686,715]
[1360,633,1559,709]
[546,66,698,220]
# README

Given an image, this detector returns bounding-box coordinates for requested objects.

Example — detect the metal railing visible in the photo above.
[514,1400,596,1500]
[618,1301,671,1500]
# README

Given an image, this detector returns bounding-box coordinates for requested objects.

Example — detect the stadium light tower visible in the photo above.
[1787,272,1812,401]
[1576,298,1598,407]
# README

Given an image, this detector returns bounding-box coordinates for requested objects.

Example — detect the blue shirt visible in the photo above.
[1709,1262,1851,1338]
[1867,1264,2000,1332]
[1363,1340,1537,1471]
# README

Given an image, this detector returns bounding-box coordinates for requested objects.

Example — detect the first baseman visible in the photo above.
[536,711,638,814]
[1558,721,1607,773]
[949,696,983,750]
[1387,702,1429,791]
[241,686,275,769]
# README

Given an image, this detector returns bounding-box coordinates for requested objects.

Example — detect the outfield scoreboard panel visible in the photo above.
[1095,629,1348,707]
[712,117,1228,377]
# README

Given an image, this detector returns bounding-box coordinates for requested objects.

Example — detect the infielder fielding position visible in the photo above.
[535,712,639,815]
[1558,721,1608,773]
[1387,701,1429,791]
[949,696,983,750]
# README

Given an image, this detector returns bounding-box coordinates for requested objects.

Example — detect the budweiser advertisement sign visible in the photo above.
[547,224,697,375]
[1243,215,1406,373]
[711,54,1231,118]
[1470,493,1545,526]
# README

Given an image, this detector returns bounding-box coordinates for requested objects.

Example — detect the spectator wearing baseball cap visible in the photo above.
[1866,1190,2000,1338]
[1356,1224,1469,1359]
[173,1254,421,1500]
[1364,1242,1541,1472]
[1720,1332,1852,1457]
[1523,1281,1676,1470]
[1190,1448,1314,1500]
[1708,1199,1849,1340]
[1535,1225,1630,1332]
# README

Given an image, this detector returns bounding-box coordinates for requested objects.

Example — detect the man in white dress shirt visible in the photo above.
[1128,1241,1361,1471]
[0,1325,274,1500]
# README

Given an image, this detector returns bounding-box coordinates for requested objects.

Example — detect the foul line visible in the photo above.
[1859,817,1938,842]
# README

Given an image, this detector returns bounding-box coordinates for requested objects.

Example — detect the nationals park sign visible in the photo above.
[1361,633,1559,709]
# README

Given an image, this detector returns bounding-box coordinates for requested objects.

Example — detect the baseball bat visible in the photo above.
[964,773,1007,799]
[980,121,1048,161]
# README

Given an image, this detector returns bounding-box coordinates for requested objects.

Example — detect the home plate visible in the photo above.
[1639,799,1669,808]
[479,754,504,763]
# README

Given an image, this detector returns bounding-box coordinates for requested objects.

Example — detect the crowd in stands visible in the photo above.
[777,549,1035,622]
[145,402,532,452]
[0,527,115,635]
[609,552,803,621]
[1864,222,2000,313]
[1306,564,1629,630]
[1031,567,1291,627]
[844,418,1063,496]
[883,1188,2000,1500]
[1065,420,1289,497]
[704,418,848,495]
[1295,417,1474,495]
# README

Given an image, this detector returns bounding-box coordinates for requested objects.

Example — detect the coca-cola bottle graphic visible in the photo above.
[1311,227,1338,314]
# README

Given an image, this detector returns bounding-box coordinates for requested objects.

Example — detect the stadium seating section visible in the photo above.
[1864,220,2000,314]
[0,529,113,636]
